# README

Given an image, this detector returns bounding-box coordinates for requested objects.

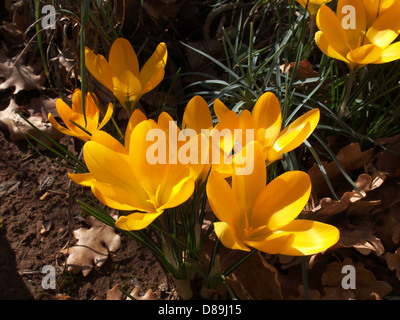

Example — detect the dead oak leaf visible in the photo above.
[0,53,45,94]
[321,257,392,300]
[384,248,400,281]
[61,216,121,276]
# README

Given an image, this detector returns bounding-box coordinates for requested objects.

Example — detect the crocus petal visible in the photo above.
[182,95,213,133]
[48,113,73,137]
[252,171,311,230]
[139,42,168,94]
[68,172,95,187]
[337,0,367,50]
[125,109,148,151]
[85,47,114,91]
[206,171,241,228]
[346,44,383,65]
[266,219,339,256]
[115,211,163,231]
[246,232,295,255]
[214,222,250,251]
[98,102,114,130]
[213,99,230,121]
[55,98,73,127]
[90,130,126,154]
[251,92,282,147]
[109,38,139,77]
[366,2,400,48]
[91,181,154,212]
[232,141,266,216]
[273,108,320,155]
[315,31,349,64]
[112,70,142,109]
[158,174,194,211]
[363,0,395,28]
[377,42,400,63]
[316,5,351,58]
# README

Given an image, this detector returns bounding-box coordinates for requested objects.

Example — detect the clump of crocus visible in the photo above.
[206,141,340,256]
[85,38,168,114]
[315,0,400,72]
[215,92,320,165]
[48,89,113,142]
[296,0,332,17]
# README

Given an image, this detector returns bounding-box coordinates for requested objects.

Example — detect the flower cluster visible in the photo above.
[49,38,339,257]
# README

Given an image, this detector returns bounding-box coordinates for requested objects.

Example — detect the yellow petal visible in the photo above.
[109,38,139,77]
[266,220,339,256]
[55,98,73,128]
[337,0,367,50]
[363,0,395,28]
[112,71,142,109]
[98,102,114,130]
[377,42,400,63]
[91,130,126,154]
[273,108,320,155]
[232,141,266,216]
[91,181,154,212]
[206,171,240,228]
[115,211,163,231]
[85,47,114,91]
[125,108,148,151]
[158,174,194,211]
[251,92,282,147]
[366,2,400,48]
[246,232,295,255]
[252,171,311,230]
[139,42,168,94]
[238,109,254,148]
[346,44,383,65]
[182,95,213,132]
[213,99,230,121]
[315,31,350,64]
[214,222,250,251]
[48,113,73,137]
[316,5,351,58]
[68,172,95,187]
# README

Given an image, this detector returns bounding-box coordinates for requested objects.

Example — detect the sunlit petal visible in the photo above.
[109,38,139,77]
[182,95,213,132]
[115,212,163,231]
[214,222,250,251]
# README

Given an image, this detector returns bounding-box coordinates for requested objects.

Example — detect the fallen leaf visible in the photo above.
[321,257,392,300]
[337,228,385,256]
[61,215,121,276]
[308,143,375,196]
[385,248,400,281]
[0,99,62,141]
[226,252,283,300]
[280,59,319,80]
[127,286,158,300]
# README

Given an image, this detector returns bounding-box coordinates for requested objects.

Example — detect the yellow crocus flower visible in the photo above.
[85,38,168,113]
[206,141,340,255]
[296,0,332,17]
[48,89,113,142]
[70,118,195,231]
[315,0,400,71]
[214,92,320,165]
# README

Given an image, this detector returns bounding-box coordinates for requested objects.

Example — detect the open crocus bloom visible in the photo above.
[70,117,196,231]
[214,92,319,165]
[69,109,207,230]
[315,0,400,71]
[85,38,168,113]
[206,141,339,256]
[48,89,113,142]
[181,95,239,181]
[296,0,332,17]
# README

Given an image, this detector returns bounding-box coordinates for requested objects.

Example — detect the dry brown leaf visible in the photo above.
[226,251,283,300]
[280,59,319,80]
[0,98,61,141]
[321,257,392,300]
[384,248,400,281]
[308,143,375,195]
[310,171,385,220]
[142,0,185,20]
[337,228,385,256]
[0,52,45,94]
[61,216,121,276]
[127,286,158,300]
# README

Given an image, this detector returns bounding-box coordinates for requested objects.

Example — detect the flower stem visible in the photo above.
[339,70,356,118]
